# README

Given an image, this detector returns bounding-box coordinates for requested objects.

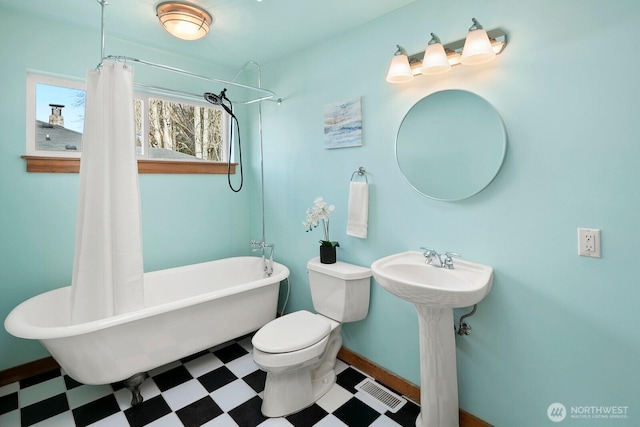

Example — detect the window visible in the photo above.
[143,96,226,162]
[25,73,232,174]
[27,74,86,157]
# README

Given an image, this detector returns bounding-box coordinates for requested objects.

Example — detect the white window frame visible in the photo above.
[136,92,230,162]
[26,72,85,158]
[26,72,230,162]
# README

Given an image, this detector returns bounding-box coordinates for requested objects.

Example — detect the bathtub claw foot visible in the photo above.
[124,372,149,407]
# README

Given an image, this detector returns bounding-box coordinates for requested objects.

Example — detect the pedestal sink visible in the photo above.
[371,250,493,427]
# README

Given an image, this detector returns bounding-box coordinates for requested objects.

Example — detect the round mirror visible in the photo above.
[395,90,507,201]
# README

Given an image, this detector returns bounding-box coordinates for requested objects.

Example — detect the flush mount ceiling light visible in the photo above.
[156,1,213,41]
[386,18,507,83]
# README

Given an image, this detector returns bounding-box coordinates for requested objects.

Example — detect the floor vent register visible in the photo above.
[355,378,407,413]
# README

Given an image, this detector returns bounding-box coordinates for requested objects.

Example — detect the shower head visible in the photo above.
[204,91,223,105]
[204,88,235,117]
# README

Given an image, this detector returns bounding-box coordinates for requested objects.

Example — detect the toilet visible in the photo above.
[251,257,372,417]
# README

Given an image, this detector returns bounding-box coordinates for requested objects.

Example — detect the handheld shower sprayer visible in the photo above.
[204,89,235,118]
[203,88,243,192]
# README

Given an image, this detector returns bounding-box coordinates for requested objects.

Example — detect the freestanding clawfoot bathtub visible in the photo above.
[5,256,289,404]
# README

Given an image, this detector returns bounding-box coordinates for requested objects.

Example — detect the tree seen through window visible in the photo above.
[148,99,223,161]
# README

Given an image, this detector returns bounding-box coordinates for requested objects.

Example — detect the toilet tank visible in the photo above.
[306,257,372,322]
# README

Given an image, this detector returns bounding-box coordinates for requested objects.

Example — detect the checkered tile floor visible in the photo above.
[0,335,420,426]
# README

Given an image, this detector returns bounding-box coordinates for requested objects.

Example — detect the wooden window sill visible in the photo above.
[21,156,236,174]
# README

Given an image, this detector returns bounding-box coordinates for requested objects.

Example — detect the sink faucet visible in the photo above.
[442,252,460,269]
[420,247,442,267]
[420,248,460,269]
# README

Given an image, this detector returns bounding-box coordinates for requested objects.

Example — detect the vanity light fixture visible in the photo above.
[156,1,213,41]
[460,18,495,64]
[421,33,451,75]
[386,18,507,83]
[386,45,414,83]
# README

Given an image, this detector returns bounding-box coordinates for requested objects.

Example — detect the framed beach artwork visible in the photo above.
[323,97,362,149]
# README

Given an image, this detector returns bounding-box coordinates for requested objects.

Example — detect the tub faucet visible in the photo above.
[420,247,460,269]
[251,239,274,277]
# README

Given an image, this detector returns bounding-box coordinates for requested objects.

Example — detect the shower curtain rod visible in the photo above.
[98,55,280,105]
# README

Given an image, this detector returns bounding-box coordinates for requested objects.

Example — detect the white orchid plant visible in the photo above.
[303,197,340,247]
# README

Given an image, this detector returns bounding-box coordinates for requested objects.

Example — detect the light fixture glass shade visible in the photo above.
[421,40,451,75]
[157,2,213,41]
[386,46,413,83]
[460,28,495,65]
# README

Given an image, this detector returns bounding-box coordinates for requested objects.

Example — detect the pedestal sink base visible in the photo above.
[415,305,459,427]
[370,251,494,427]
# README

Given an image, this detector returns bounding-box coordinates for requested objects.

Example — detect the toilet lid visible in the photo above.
[252,310,331,353]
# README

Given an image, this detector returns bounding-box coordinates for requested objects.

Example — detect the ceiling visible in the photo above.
[1,0,414,68]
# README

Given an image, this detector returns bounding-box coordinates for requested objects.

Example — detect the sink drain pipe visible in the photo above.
[456,304,477,335]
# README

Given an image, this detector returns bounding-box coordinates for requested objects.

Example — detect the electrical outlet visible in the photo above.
[578,228,601,258]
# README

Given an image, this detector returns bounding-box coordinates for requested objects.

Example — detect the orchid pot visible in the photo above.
[319,240,339,264]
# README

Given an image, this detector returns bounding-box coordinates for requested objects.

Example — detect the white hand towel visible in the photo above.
[346,181,369,238]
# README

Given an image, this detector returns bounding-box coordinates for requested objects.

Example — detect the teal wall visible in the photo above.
[2,1,640,426]
[258,1,640,426]
[0,10,258,370]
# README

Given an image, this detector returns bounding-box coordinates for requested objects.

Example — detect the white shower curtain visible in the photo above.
[70,60,145,324]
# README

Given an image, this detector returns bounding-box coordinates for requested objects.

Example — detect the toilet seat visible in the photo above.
[252,310,331,353]
[253,334,330,371]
